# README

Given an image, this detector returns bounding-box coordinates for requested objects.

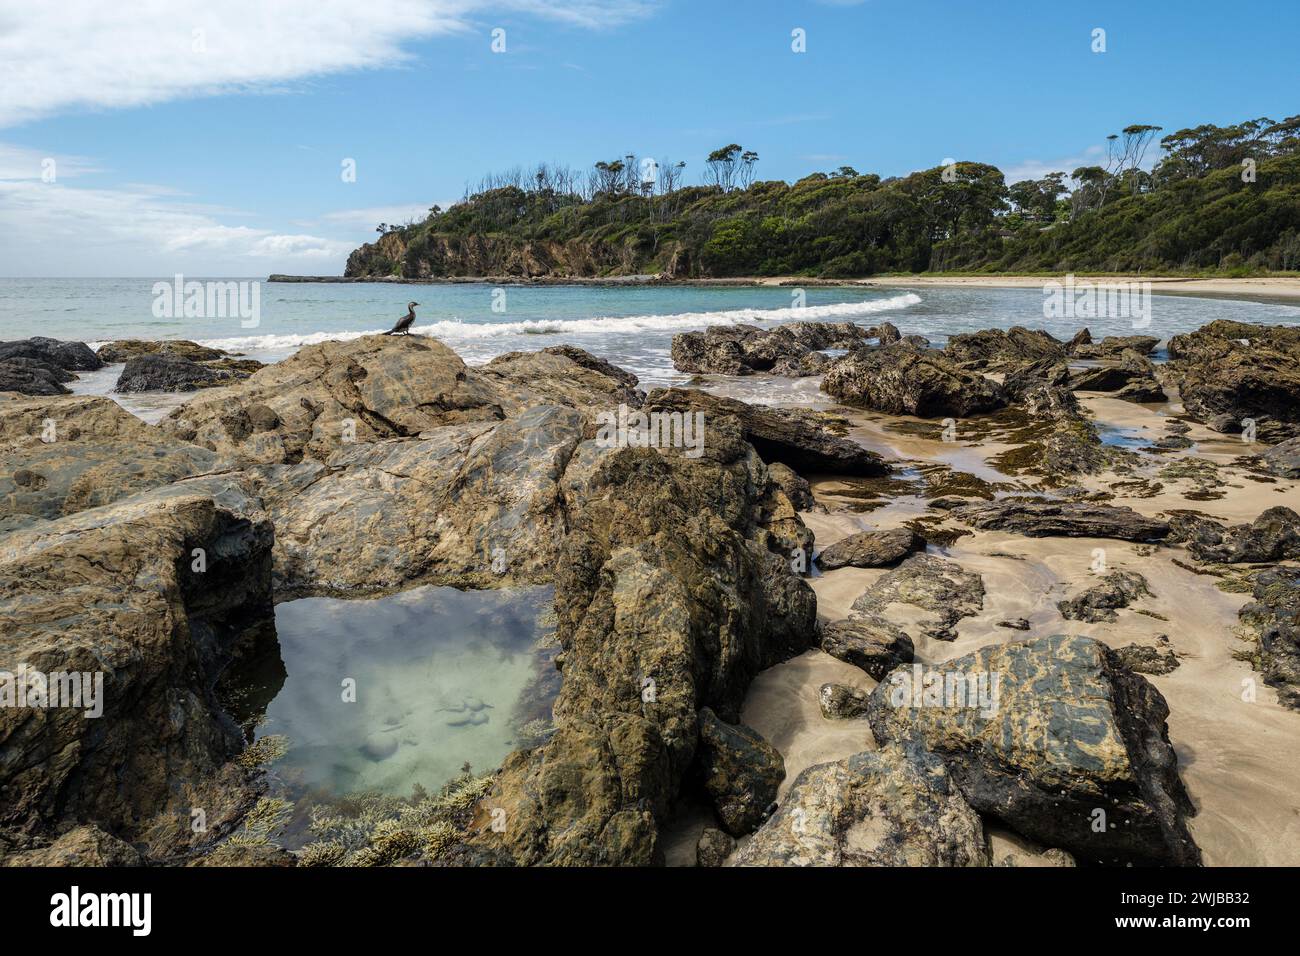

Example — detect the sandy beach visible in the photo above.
[734,380,1300,866]
[855,274,1300,302]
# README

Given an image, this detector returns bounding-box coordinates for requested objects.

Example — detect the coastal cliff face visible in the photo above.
[345,232,678,280]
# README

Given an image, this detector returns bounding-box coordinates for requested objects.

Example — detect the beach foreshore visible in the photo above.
[270,272,1300,303]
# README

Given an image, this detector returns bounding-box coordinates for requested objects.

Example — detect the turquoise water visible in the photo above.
[3,278,1296,392]
[237,585,558,803]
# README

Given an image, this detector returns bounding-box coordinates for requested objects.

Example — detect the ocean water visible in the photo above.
[4,277,1297,385]
[2,278,1297,422]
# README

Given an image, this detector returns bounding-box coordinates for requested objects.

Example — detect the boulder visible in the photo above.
[671,322,878,377]
[1164,320,1300,442]
[816,527,924,570]
[1259,437,1300,478]
[944,327,1066,370]
[1070,350,1165,401]
[95,339,226,363]
[697,707,784,836]
[1057,570,1152,623]
[1181,506,1300,564]
[865,634,1200,865]
[818,682,872,719]
[695,827,735,867]
[1110,642,1180,676]
[819,618,914,679]
[1238,567,1300,710]
[0,337,102,372]
[645,387,887,476]
[1071,335,1160,359]
[850,553,984,642]
[822,345,1007,418]
[161,335,511,464]
[115,354,238,392]
[953,498,1170,541]
[0,358,75,396]
[729,745,989,867]
[481,346,643,409]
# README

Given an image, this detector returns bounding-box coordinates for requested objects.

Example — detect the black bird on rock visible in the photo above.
[383,301,419,335]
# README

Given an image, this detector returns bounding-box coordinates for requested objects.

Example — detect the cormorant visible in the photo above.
[383,302,418,335]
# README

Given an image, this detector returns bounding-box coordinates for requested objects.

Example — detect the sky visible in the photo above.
[0,0,1297,277]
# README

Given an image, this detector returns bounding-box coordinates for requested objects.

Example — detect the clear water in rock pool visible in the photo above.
[233,584,558,820]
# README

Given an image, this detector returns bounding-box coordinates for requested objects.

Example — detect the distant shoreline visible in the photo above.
[267,273,1300,303]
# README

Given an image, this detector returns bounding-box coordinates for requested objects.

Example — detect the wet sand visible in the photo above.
[738,379,1300,866]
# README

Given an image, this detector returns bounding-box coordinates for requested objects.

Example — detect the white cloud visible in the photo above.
[0,1,661,275]
[0,178,351,275]
[1001,145,1107,183]
[321,203,442,230]
[0,1,661,128]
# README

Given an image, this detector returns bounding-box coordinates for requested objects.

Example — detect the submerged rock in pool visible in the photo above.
[360,734,399,762]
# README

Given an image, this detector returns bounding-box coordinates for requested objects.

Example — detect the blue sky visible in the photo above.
[1,0,1297,276]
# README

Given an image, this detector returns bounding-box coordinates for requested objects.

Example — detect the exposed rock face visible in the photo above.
[695,827,734,867]
[944,327,1066,370]
[470,429,817,865]
[1164,320,1300,442]
[2,825,144,867]
[0,337,102,372]
[697,707,784,836]
[1179,507,1300,564]
[954,498,1170,541]
[822,345,1007,418]
[0,396,222,533]
[263,405,585,594]
[1260,437,1300,478]
[1058,570,1152,623]
[816,527,924,570]
[96,339,226,363]
[671,322,880,377]
[1238,567,1300,710]
[767,462,816,510]
[818,682,872,719]
[0,476,274,852]
[730,745,988,867]
[539,345,640,389]
[645,387,887,476]
[865,634,1200,866]
[480,347,643,409]
[850,553,985,642]
[161,335,510,464]
[820,618,914,679]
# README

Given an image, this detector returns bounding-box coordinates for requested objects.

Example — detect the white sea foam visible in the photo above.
[190,293,922,353]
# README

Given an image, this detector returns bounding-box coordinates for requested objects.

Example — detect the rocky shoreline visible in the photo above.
[1,313,1298,867]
